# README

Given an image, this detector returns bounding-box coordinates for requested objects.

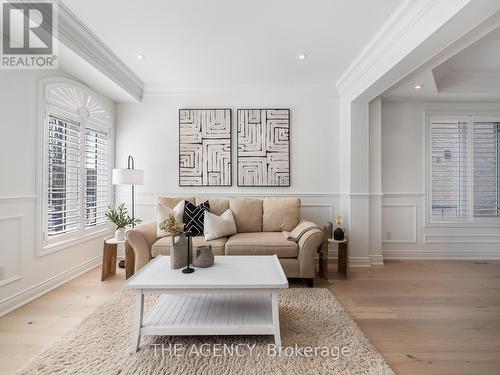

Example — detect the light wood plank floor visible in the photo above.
[1,260,499,374]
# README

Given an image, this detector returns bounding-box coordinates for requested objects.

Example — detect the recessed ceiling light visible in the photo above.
[136,54,145,61]
[296,53,308,60]
[413,84,424,90]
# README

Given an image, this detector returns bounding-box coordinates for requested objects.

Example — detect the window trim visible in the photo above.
[425,110,500,227]
[37,78,114,256]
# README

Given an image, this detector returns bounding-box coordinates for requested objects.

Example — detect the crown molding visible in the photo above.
[336,0,439,98]
[142,85,338,99]
[57,2,144,102]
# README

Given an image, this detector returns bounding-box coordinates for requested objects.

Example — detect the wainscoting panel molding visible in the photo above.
[383,249,500,260]
[424,233,500,244]
[0,216,23,287]
[381,204,417,243]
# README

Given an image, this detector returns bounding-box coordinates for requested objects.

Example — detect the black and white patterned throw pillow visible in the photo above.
[183,201,210,236]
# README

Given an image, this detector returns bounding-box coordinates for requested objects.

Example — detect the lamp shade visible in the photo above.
[112,168,144,185]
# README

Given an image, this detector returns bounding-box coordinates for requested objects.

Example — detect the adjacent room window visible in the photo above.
[428,115,499,223]
[41,80,112,250]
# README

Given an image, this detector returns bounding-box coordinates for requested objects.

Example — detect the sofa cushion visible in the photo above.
[225,232,298,258]
[263,197,300,232]
[229,198,263,232]
[158,197,195,208]
[196,198,229,216]
[151,236,227,257]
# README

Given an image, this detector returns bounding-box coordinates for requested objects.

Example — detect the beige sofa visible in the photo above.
[125,197,324,286]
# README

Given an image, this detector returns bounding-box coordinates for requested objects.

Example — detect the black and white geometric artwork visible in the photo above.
[237,109,290,187]
[179,109,232,186]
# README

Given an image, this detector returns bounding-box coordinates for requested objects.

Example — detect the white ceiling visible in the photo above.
[433,26,500,94]
[61,0,401,90]
[383,23,500,102]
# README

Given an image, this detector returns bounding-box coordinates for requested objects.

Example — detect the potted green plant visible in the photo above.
[105,203,142,241]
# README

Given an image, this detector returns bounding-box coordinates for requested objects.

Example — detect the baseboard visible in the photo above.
[383,249,500,260]
[349,257,371,267]
[369,254,384,265]
[0,255,101,317]
[315,251,374,267]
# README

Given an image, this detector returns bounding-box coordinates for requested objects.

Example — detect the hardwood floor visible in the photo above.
[322,260,500,375]
[0,267,125,375]
[0,260,499,374]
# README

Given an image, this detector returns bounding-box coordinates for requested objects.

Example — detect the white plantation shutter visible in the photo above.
[47,115,81,236]
[473,122,500,217]
[429,117,470,220]
[42,81,111,248]
[85,127,110,227]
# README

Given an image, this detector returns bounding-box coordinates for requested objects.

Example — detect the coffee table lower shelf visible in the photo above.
[131,291,281,352]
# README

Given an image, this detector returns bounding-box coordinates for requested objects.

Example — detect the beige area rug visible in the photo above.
[18,289,393,375]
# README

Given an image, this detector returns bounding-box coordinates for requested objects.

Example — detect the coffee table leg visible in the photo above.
[130,289,144,353]
[271,290,281,351]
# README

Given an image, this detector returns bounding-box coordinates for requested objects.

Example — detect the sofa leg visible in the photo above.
[305,278,314,288]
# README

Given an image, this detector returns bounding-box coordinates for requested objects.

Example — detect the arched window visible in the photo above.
[39,79,112,252]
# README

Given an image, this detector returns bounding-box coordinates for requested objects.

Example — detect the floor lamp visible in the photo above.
[112,155,144,268]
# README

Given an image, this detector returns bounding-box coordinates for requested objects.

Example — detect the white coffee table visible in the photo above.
[125,255,288,353]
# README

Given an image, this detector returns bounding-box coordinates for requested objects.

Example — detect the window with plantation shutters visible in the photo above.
[85,127,109,227]
[429,118,470,220]
[47,115,81,237]
[428,115,500,224]
[41,80,112,251]
[473,121,500,218]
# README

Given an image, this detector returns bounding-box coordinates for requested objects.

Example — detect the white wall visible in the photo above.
[381,100,500,259]
[0,70,114,316]
[115,93,341,228]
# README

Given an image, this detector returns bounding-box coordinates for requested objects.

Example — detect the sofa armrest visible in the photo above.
[297,228,323,278]
[125,221,157,273]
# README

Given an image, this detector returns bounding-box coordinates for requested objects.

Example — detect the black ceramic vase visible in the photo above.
[333,227,344,241]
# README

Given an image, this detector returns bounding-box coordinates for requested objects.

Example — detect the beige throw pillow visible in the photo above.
[195,197,229,216]
[157,200,185,238]
[263,197,300,232]
[204,209,237,241]
[229,198,263,232]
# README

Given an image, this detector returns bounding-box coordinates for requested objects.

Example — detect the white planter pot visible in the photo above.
[115,228,126,241]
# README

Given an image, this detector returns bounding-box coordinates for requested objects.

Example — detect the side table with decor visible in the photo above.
[320,221,349,278]
[105,203,142,280]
